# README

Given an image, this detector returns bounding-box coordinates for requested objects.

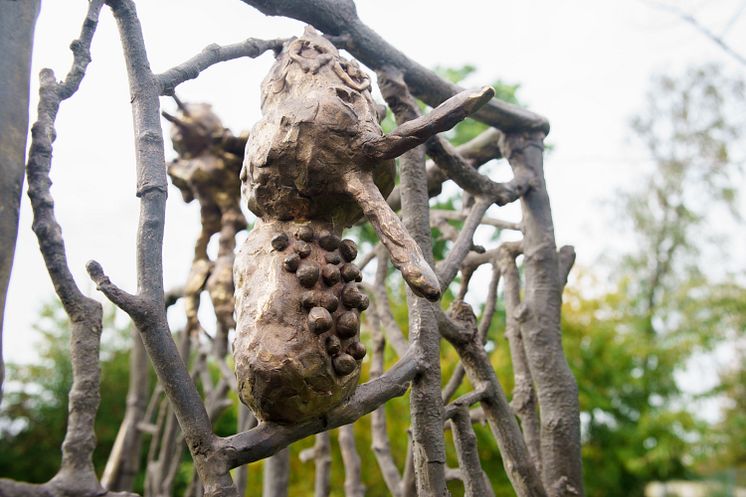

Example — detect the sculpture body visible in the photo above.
[234,26,494,422]
[234,27,382,422]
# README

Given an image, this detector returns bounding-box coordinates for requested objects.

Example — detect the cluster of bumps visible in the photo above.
[271,225,368,376]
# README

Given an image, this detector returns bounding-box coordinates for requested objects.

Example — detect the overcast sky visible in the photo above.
[4,0,745,382]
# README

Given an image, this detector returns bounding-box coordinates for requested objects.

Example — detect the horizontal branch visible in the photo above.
[431,209,520,232]
[217,348,419,468]
[157,37,286,94]
[444,388,488,421]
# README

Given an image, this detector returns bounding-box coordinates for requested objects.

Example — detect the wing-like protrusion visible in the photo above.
[345,172,441,301]
[348,85,495,301]
[362,86,495,161]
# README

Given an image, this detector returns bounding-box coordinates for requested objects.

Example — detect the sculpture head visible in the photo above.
[164,102,225,159]
[242,26,395,227]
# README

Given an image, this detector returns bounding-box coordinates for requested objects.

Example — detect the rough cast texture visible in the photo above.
[234,27,381,422]
[234,221,367,422]
[232,25,498,423]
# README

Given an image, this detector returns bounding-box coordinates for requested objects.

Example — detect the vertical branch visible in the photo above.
[401,440,418,497]
[0,0,40,402]
[313,433,332,497]
[498,243,542,473]
[450,407,495,497]
[379,68,449,496]
[368,308,403,497]
[443,260,501,403]
[88,1,235,495]
[372,245,408,357]
[102,328,149,491]
[235,404,257,497]
[2,3,110,495]
[262,449,290,497]
[339,424,366,497]
[145,329,192,497]
[440,301,546,497]
[299,433,331,497]
[501,132,583,497]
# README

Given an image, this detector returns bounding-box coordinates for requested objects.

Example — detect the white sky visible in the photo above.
[4,0,745,388]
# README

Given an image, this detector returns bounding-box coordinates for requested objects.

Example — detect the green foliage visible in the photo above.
[0,299,132,482]
[562,275,697,497]
[709,352,746,483]
[562,63,746,497]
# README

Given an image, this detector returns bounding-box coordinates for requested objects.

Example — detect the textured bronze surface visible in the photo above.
[233,26,492,423]
[234,221,366,423]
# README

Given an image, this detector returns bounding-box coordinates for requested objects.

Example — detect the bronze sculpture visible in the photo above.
[165,101,247,356]
[233,27,494,423]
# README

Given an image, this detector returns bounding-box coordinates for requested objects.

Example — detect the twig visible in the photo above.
[356,243,379,271]
[387,128,505,212]
[369,246,408,357]
[444,388,488,420]
[558,245,576,287]
[646,0,746,68]
[369,315,403,497]
[426,135,531,205]
[450,407,497,497]
[157,37,286,94]
[498,242,542,473]
[363,86,495,161]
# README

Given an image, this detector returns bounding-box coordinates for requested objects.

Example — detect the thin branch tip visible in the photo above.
[85,260,107,285]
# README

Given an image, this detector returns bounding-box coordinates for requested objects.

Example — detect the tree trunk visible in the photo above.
[0,0,41,403]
